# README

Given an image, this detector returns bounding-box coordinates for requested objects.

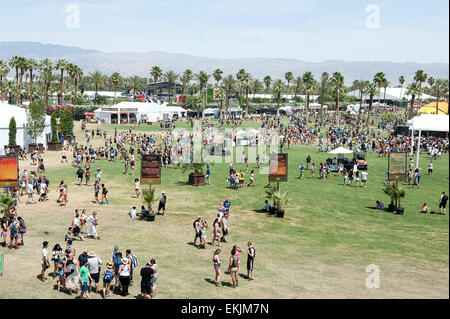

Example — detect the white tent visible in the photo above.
[94,101,186,124]
[348,87,435,101]
[0,102,52,155]
[407,114,449,167]
[328,147,353,154]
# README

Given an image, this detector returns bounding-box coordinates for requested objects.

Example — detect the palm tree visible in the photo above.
[330,72,345,119]
[319,72,329,113]
[27,58,38,103]
[222,75,235,110]
[54,59,68,106]
[382,78,390,106]
[293,76,302,99]
[432,79,447,115]
[366,83,377,123]
[216,88,227,118]
[354,80,369,120]
[406,82,419,119]
[129,75,142,102]
[251,78,262,99]
[373,72,386,111]
[413,70,427,112]
[110,72,122,104]
[73,65,83,99]
[18,56,28,105]
[398,75,405,105]
[8,56,22,105]
[150,66,163,96]
[0,60,10,102]
[263,75,272,95]
[213,69,223,87]
[241,72,252,116]
[272,79,284,118]
[39,59,53,106]
[302,71,315,112]
[180,69,193,103]
[163,70,179,100]
[89,70,104,103]
[142,188,157,213]
[195,71,210,101]
[284,72,293,94]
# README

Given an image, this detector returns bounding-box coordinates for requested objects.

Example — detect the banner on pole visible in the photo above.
[269,153,288,182]
[0,155,19,187]
[388,152,407,182]
[141,154,161,185]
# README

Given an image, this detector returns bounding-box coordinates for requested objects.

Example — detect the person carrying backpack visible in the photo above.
[228,247,239,288]
[102,262,114,298]
[9,217,19,249]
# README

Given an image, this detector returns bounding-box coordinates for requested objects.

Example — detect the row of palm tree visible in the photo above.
[1,56,447,118]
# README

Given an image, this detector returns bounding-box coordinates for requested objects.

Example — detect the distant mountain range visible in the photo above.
[1,41,448,84]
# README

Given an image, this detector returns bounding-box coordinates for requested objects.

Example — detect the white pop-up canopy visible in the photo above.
[0,102,52,154]
[328,147,353,154]
[407,114,449,167]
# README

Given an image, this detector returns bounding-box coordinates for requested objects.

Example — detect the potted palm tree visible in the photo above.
[392,182,406,215]
[6,117,21,154]
[382,182,396,212]
[181,155,208,186]
[265,187,289,218]
[142,188,157,221]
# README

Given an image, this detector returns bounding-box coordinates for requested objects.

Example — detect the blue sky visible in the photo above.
[0,0,448,63]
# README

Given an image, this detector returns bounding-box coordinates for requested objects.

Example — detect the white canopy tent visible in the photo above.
[0,102,51,155]
[94,101,187,124]
[407,114,449,167]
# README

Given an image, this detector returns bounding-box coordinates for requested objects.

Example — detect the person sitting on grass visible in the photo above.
[376,201,385,210]
[421,203,429,213]
[263,200,271,213]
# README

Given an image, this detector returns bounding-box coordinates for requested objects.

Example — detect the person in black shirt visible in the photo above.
[140,262,154,299]
[76,167,84,186]
[439,192,448,215]
[247,241,255,281]
[158,192,166,215]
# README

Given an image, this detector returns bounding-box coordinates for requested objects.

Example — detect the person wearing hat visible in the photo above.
[118,257,131,296]
[102,262,114,298]
[110,246,122,292]
[158,191,167,215]
[87,250,102,293]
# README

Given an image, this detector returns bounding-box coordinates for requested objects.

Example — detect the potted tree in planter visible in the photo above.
[26,100,46,153]
[265,187,289,218]
[383,182,396,212]
[392,182,406,215]
[0,193,14,218]
[60,107,74,142]
[181,158,207,186]
[142,188,157,221]
[47,112,63,151]
[6,117,21,154]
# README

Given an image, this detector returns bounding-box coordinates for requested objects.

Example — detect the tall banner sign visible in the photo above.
[388,152,407,182]
[141,154,161,185]
[0,155,19,187]
[269,153,288,182]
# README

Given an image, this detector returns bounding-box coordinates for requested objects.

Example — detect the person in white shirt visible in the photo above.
[26,182,34,204]
[39,182,47,201]
[129,207,137,219]
[41,241,50,282]
[87,212,99,239]
[134,179,140,198]
[361,170,368,187]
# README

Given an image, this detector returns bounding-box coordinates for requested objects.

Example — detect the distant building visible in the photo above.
[147,81,183,96]
[347,87,435,105]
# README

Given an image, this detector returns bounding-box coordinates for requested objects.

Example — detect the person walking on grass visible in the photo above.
[247,170,255,187]
[428,160,434,175]
[94,180,100,204]
[213,249,221,287]
[87,211,100,239]
[150,259,158,298]
[228,247,239,288]
[79,259,93,299]
[87,251,102,293]
[102,262,114,298]
[118,257,131,296]
[26,180,35,205]
[205,165,211,185]
[8,217,19,249]
[361,170,368,187]
[247,241,255,281]
[41,241,50,282]
[17,216,26,246]
[52,243,63,278]
[101,184,109,205]
[439,192,448,215]
[85,162,91,186]
[200,221,208,248]
[140,262,154,299]
[212,218,221,247]
[193,216,201,247]
[76,166,84,186]
[311,163,316,179]
[298,163,305,180]
[158,191,166,215]
[134,178,140,198]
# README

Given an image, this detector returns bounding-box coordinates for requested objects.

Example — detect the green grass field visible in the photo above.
[0,120,448,299]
